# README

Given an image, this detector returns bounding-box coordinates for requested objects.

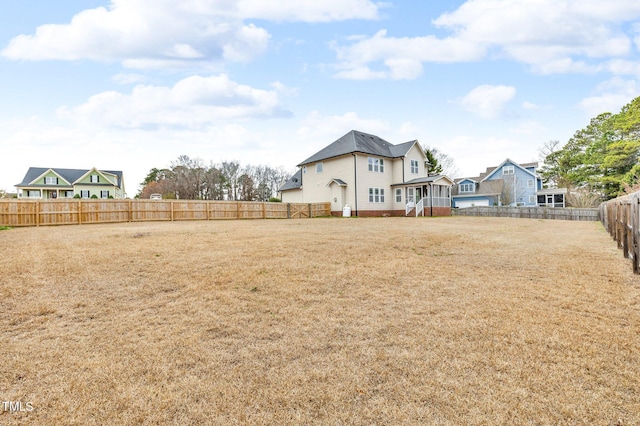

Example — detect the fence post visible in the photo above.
[308,203,312,218]
[287,203,291,219]
[171,201,174,221]
[634,196,640,274]
[36,201,40,227]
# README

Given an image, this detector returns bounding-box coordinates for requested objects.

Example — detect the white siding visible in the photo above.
[301,155,354,207]
[281,189,303,203]
[404,144,427,178]
[356,154,394,211]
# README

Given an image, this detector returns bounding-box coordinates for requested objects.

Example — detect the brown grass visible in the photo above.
[1,217,638,425]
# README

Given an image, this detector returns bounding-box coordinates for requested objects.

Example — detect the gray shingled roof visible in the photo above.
[451,179,504,197]
[17,167,124,188]
[298,130,418,166]
[279,169,302,192]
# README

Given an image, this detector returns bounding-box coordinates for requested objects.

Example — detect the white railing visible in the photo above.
[416,198,424,216]
[405,200,415,216]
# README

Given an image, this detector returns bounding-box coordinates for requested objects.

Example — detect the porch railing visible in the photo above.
[424,196,451,207]
[405,200,415,216]
[416,198,424,217]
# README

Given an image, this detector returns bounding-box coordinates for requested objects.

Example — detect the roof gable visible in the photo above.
[27,168,72,186]
[456,178,478,185]
[481,158,537,182]
[17,167,123,188]
[299,130,420,166]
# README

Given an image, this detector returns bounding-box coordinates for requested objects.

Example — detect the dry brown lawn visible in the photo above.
[1,217,639,425]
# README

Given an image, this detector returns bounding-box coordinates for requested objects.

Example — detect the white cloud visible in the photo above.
[332,0,640,79]
[458,85,516,119]
[332,30,483,80]
[2,0,381,69]
[522,101,540,110]
[579,77,640,117]
[58,74,289,129]
[112,73,147,85]
[235,0,381,22]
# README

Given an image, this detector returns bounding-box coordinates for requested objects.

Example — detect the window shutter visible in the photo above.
[56,178,59,184]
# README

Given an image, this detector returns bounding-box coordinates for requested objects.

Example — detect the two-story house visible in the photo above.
[279,130,453,217]
[452,159,565,208]
[16,167,126,199]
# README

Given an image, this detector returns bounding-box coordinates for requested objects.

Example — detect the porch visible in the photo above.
[393,176,453,217]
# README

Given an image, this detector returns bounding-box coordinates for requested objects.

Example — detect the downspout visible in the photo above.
[430,183,433,217]
[352,154,358,216]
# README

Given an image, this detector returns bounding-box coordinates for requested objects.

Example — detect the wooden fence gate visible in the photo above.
[289,203,310,219]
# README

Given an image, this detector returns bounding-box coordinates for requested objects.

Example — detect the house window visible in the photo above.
[527,179,534,188]
[368,188,385,203]
[90,174,100,183]
[302,166,307,174]
[316,162,323,173]
[395,188,402,203]
[529,195,535,203]
[410,159,419,174]
[45,177,58,185]
[27,190,41,198]
[62,191,74,198]
[101,190,110,199]
[368,157,384,173]
[503,165,515,175]
[459,183,474,193]
[81,190,90,199]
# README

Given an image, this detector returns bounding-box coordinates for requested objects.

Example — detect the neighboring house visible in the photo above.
[452,159,566,208]
[279,130,453,217]
[15,167,126,199]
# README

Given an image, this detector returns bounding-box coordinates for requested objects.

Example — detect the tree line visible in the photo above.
[138,155,292,201]
[540,96,640,202]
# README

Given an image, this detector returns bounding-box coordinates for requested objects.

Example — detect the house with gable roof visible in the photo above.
[452,159,565,208]
[15,167,125,199]
[279,130,453,217]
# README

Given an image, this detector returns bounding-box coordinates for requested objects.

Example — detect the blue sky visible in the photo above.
[3,0,640,194]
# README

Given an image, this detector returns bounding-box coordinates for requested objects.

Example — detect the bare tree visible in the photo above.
[566,187,602,208]
[499,174,528,206]
[221,161,241,200]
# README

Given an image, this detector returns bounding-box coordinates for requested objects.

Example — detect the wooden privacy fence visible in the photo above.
[452,206,600,221]
[600,191,640,274]
[0,200,331,227]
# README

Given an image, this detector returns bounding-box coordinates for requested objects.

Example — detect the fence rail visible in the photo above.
[452,206,600,221]
[0,200,331,227]
[599,192,640,274]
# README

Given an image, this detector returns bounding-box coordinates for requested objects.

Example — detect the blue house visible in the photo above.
[452,159,547,208]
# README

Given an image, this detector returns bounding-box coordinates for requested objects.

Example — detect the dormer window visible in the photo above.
[459,183,474,193]
[45,177,58,185]
[503,165,515,175]
[90,174,100,183]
